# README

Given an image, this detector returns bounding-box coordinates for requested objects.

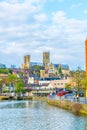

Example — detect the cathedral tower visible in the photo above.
[22,55,30,69]
[43,52,50,67]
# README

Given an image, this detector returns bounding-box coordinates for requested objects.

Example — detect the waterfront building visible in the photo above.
[38,77,74,90]
[49,77,73,89]
[22,55,30,69]
[39,77,60,85]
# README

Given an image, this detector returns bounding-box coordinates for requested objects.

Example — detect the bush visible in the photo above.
[72,103,82,115]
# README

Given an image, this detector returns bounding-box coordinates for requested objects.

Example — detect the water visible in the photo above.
[0,100,87,130]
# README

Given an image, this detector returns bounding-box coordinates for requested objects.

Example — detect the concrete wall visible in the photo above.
[47,99,87,116]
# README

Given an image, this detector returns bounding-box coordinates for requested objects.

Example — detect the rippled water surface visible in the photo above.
[0,100,87,130]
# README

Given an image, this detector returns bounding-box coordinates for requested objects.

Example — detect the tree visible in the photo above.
[15,79,24,93]
[65,83,71,90]
[3,74,18,91]
[81,76,87,100]
[0,69,9,74]
[7,75,25,93]
[0,79,3,93]
[72,67,85,91]
[2,74,17,85]
[35,65,43,70]
[2,74,25,94]
[58,66,64,78]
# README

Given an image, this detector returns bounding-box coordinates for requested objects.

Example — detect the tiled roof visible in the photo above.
[54,64,69,69]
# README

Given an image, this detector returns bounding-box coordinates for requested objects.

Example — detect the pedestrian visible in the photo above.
[76,94,79,102]
[73,94,76,101]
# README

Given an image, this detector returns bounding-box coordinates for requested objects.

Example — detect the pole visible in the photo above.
[85,39,87,99]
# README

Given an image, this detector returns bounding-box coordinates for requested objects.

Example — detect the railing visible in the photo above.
[48,94,87,104]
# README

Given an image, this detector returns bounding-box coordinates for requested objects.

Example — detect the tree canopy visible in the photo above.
[0,69,9,74]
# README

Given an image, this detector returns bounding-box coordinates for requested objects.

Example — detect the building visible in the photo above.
[22,55,30,69]
[54,64,70,75]
[0,74,8,78]
[49,77,72,89]
[30,62,43,66]
[28,77,34,84]
[39,77,60,85]
[40,70,46,78]
[43,52,50,67]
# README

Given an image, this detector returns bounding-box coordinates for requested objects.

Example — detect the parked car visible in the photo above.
[79,92,84,97]
[57,91,67,96]
[65,89,73,93]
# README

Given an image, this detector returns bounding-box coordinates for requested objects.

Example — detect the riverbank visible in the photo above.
[0,96,9,100]
[1,95,87,116]
[33,96,47,102]
[47,99,87,116]
[0,96,33,100]
[32,96,87,116]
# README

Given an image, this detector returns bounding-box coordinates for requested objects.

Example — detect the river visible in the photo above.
[0,100,87,130]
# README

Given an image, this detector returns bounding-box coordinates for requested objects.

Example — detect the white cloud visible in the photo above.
[34,13,47,22]
[70,3,82,10]
[0,1,87,69]
[49,0,64,2]
[52,11,66,23]
[0,0,42,25]
[84,10,87,14]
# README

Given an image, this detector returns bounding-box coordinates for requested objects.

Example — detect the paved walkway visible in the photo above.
[48,95,87,104]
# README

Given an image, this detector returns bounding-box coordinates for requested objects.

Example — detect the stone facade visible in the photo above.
[22,55,30,69]
[43,52,50,67]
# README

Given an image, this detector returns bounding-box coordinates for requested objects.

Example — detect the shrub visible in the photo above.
[72,103,82,115]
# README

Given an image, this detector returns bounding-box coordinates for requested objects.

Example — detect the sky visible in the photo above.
[0,0,87,70]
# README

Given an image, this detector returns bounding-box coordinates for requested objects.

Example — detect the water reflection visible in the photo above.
[0,100,87,130]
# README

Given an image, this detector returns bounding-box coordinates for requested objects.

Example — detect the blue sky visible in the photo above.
[0,0,87,70]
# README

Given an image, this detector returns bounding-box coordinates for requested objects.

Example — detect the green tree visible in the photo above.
[36,65,43,70]
[7,75,25,93]
[58,66,64,78]
[81,76,87,100]
[3,74,18,87]
[65,83,71,90]
[15,79,24,93]
[7,74,17,82]
[2,74,25,94]
[0,69,9,74]
[72,67,85,91]
[0,79,3,92]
